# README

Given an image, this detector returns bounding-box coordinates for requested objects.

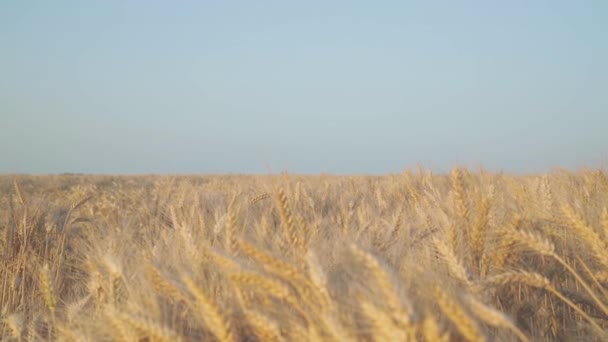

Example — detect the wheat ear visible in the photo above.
[349,244,414,334]
[2,313,24,341]
[471,196,490,265]
[434,286,485,342]
[250,193,271,206]
[562,204,608,267]
[236,239,328,310]
[228,272,293,304]
[507,228,608,315]
[451,168,470,222]
[421,313,450,342]
[182,276,233,342]
[13,179,25,206]
[602,207,608,240]
[433,238,473,289]
[466,295,529,342]
[113,308,182,342]
[276,187,304,251]
[145,263,188,303]
[40,264,56,322]
[243,309,282,342]
[488,271,604,335]
[359,297,409,342]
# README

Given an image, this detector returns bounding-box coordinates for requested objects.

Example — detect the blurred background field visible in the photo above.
[2,169,608,341]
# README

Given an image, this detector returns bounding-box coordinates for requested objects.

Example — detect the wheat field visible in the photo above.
[1,168,608,341]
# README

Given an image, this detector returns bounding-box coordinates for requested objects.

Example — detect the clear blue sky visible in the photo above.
[1,1,607,174]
